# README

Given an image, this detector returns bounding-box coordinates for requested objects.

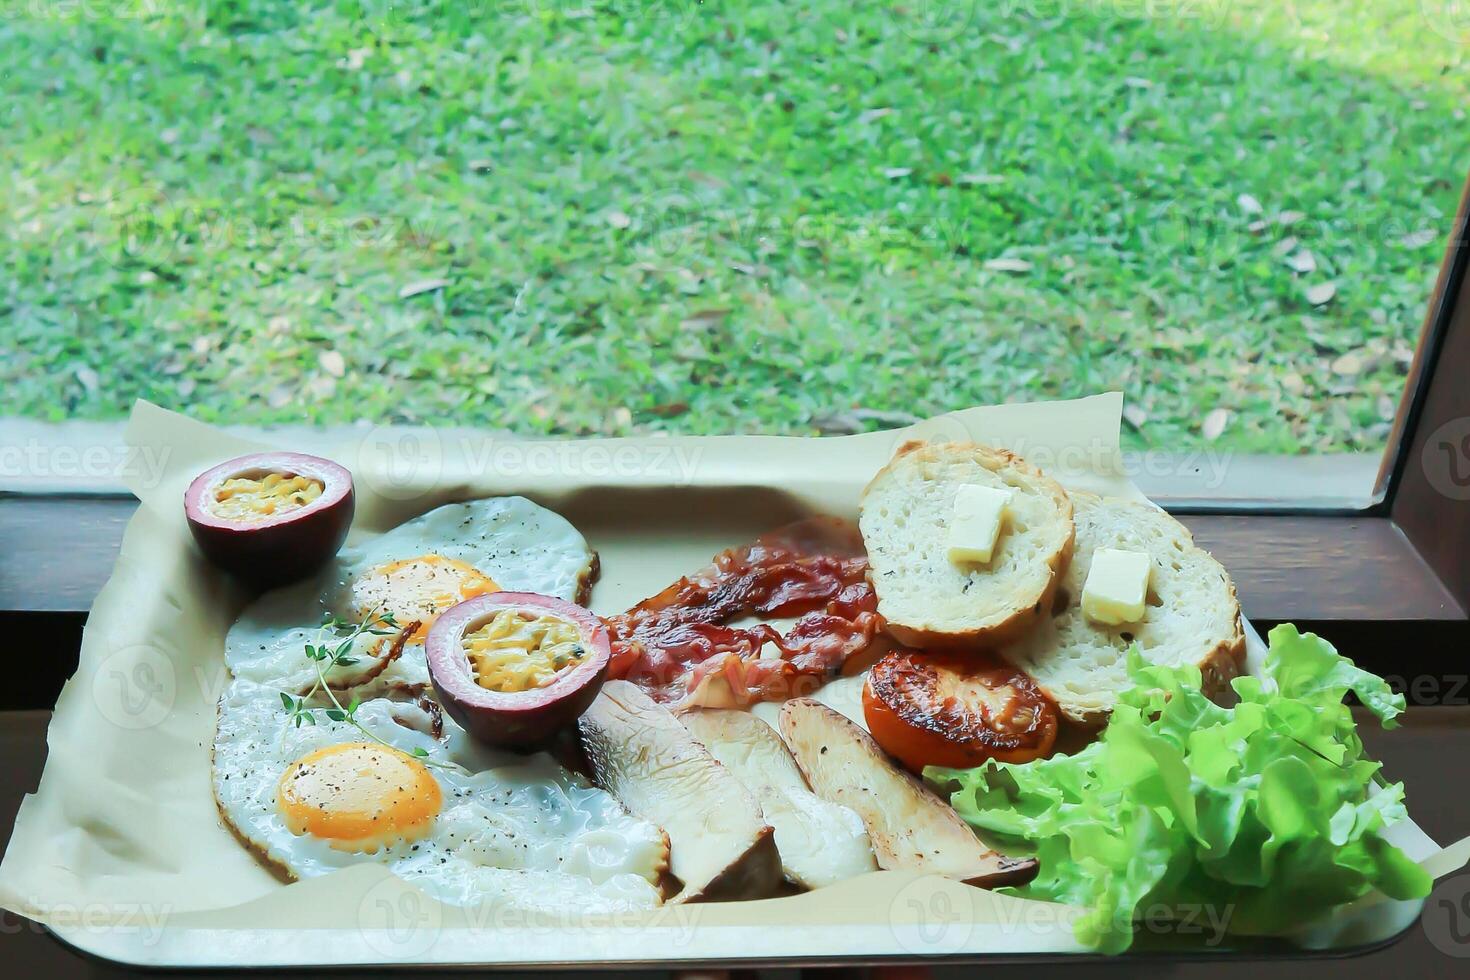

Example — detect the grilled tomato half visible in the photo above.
[184,451,354,588]
[426,592,611,747]
[862,649,1058,772]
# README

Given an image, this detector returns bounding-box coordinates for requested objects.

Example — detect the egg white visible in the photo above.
[213,497,663,911]
[225,496,597,692]
[212,678,668,911]
[340,496,597,603]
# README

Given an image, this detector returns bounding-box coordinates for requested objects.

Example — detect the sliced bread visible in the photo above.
[1000,491,1245,725]
[858,441,1075,649]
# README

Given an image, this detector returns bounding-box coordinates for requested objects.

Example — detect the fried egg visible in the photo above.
[212,678,669,911]
[225,497,598,693]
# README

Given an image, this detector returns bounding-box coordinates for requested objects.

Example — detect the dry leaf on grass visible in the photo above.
[318,350,345,377]
[1305,281,1337,306]
[729,261,771,277]
[811,407,922,434]
[1202,407,1230,441]
[1272,236,1299,257]
[1330,351,1364,376]
[1237,193,1263,214]
[680,308,731,329]
[398,278,450,299]
[1286,250,1317,274]
[983,257,1033,273]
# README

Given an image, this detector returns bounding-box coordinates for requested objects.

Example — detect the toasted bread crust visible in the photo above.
[1009,492,1246,726]
[877,542,1072,651]
[860,440,1075,651]
[1197,583,1247,707]
[1057,623,1246,727]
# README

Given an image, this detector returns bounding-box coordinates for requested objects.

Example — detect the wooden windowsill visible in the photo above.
[2,495,1464,623]
[1178,514,1464,622]
[1,494,1467,711]
[0,496,134,615]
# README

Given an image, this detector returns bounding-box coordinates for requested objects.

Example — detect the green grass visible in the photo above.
[3,2,1466,453]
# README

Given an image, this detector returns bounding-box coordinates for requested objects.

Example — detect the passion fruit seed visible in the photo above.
[462,609,588,694]
[210,472,324,522]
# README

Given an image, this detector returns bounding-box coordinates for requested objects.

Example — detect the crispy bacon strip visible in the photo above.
[604,518,883,708]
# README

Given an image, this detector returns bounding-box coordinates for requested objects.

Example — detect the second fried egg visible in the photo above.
[226,497,597,692]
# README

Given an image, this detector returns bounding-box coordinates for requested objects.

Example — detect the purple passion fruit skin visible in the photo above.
[183,452,354,589]
[427,592,611,748]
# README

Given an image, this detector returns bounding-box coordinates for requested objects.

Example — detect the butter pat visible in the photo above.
[1081,548,1152,626]
[947,485,1012,566]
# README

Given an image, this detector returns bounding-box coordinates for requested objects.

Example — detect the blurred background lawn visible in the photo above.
[3,1,1466,452]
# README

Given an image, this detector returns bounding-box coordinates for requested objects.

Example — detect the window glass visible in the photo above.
[4,3,1464,501]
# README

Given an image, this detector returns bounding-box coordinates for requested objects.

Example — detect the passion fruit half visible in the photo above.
[426,592,611,748]
[183,452,354,589]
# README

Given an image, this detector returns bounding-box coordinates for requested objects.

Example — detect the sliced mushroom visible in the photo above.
[579,681,781,902]
[777,697,1038,888]
[682,708,878,890]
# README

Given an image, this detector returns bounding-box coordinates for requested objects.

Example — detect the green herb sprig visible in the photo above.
[278,608,445,766]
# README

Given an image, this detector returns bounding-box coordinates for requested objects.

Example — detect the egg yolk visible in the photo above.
[211,473,323,522]
[464,609,587,693]
[349,555,499,634]
[276,743,442,852]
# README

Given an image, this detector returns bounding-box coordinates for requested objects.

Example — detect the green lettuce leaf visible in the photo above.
[927,625,1429,953]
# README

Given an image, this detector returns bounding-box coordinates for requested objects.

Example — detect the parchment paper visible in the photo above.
[1,393,1463,967]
